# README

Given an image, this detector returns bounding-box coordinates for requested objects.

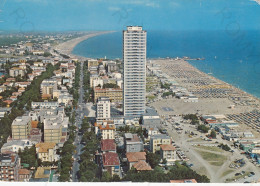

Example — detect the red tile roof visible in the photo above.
[31,121,39,128]
[19,169,30,175]
[133,161,152,171]
[101,139,116,152]
[102,152,120,166]
[3,100,13,105]
[126,152,146,163]
[160,144,175,151]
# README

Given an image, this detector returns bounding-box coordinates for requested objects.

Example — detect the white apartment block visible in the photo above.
[96,97,110,121]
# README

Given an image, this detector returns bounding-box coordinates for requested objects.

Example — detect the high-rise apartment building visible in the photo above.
[123,26,147,117]
[11,116,32,140]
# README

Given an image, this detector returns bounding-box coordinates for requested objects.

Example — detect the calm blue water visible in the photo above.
[72,30,260,98]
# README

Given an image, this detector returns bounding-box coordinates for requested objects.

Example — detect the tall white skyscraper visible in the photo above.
[123,26,147,117]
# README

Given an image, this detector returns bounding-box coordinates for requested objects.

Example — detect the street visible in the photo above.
[71,61,86,182]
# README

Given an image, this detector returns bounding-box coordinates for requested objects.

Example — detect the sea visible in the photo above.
[72,30,260,98]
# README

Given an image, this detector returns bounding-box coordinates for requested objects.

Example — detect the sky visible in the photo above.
[0,0,259,32]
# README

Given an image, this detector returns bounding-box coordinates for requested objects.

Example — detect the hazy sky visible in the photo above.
[0,0,259,31]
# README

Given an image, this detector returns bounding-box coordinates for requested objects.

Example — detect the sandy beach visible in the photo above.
[149,58,260,133]
[54,31,114,59]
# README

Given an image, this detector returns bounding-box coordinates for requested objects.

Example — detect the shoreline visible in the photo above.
[149,58,259,115]
[55,31,259,102]
[53,31,114,60]
[186,60,260,102]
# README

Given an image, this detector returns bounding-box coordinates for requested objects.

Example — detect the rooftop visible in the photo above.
[102,152,120,166]
[101,139,116,152]
[126,152,146,162]
[12,116,31,126]
[125,133,142,143]
[133,161,152,171]
[36,142,56,153]
[143,108,159,117]
[34,167,51,179]
[31,120,39,128]
[19,168,31,175]
[150,134,171,140]
[160,144,175,151]
[99,124,115,131]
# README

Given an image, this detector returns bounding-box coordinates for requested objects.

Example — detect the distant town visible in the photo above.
[0,26,259,184]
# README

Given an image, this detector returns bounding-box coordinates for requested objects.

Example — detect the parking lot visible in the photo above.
[162,117,260,183]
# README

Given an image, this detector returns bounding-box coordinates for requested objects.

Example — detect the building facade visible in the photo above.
[44,122,62,144]
[0,153,20,182]
[160,144,175,162]
[11,116,32,140]
[35,142,58,162]
[125,133,144,153]
[9,67,25,77]
[94,88,122,103]
[150,134,172,153]
[96,97,111,121]
[123,26,147,117]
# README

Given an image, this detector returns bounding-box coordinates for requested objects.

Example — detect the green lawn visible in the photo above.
[196,150,227,162]
[222,169,234,177]
[147,95,156,100]
[187,137,204,142]
[195,145,224,153]
[209,161,225,166]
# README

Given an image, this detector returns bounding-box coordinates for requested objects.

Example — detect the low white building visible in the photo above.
[244,131,254,138]
[1,140,34,153]
[35,142,59,162]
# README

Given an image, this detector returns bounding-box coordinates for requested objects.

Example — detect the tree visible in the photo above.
[37,122,44,132]
[101,171,111,182]
[43,51,52,57]
[18,145,37,169]
[162,92,175,97]
[197,125,209,133]
[161,82,172,90]
[191,119,199,125]
[146,152,160,168]
[218,143,231,151]
[162,158,167,165]
[103,83,119,89]
[183,114,198,120]
[210,130,216,138]
[111,174,120,182]
[122,163,210,183]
